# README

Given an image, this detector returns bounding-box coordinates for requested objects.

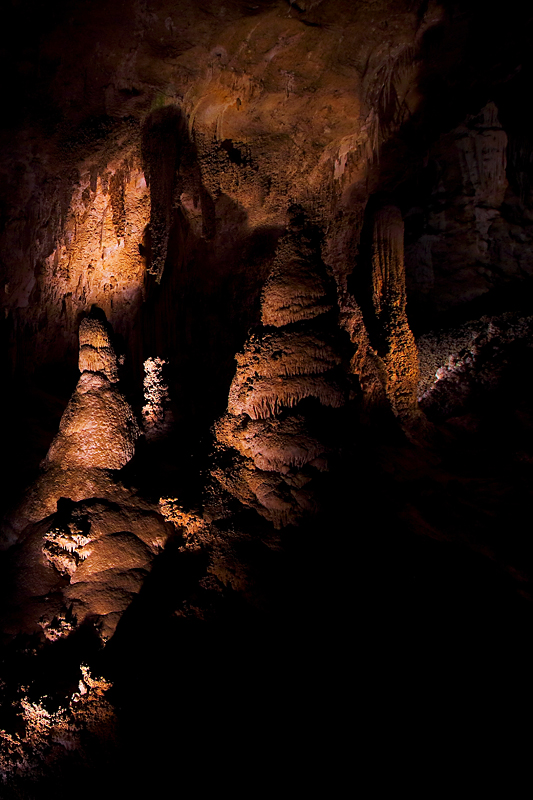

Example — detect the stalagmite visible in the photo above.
[78,317,120,381]
[0,312,172,644]
[1,311,141,544]
[45,312,140,470]
[211,206,347,526]
[229,374,345,420]
[261,258,335,327]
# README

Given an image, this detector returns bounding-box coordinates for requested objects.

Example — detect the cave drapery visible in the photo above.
[1,0,533,791]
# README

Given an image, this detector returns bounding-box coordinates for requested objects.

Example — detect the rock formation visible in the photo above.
[212,206,348,527]
[2,311,140,544]
[405,101,533,321]
[2,493,172,644]
[45,314,139,470]
[369,205,420,421]
[2,0,533,792]
[0,312,172,645]
[417,312,533,424]
[338,205,421,432]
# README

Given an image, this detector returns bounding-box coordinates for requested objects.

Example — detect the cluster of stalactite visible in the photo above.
[211,207,349,527]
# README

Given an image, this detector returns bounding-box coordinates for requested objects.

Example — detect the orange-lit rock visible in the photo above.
[2,1,533,790]
[370,205,420,420]
[212,206,347,526]
[0,308,172,644]
[2,312,141,544]
[1,494,172,643]
[46,310,139,471]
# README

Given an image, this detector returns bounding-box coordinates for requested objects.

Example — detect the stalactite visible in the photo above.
[229,374,345,420]
[141,107,184,283]
[371,205,419,420]
[339,296,389,413]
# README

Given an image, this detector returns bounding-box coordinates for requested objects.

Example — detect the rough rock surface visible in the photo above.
[370,205,420,420]
[406,102,533,323]
[0,313,172,647]
[212,206,348,526]
[418,311,533,421]
[0,666,116,793]
[2,494,172,644]
[2,312,140,544]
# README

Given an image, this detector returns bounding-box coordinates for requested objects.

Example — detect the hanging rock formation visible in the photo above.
[212,206,348,527]
[339,206,420,430]
[340,296,389,417]
[370,205,420,421]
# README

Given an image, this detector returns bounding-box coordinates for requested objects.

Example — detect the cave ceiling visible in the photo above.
[1,0,532,790]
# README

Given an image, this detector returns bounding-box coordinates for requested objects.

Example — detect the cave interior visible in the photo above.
[1,0,532,791]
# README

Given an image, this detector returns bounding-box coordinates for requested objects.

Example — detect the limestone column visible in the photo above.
[371,205,419,420]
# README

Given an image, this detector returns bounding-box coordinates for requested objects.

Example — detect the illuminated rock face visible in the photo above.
[0,313,171,643]
[1,312,140,544]
[370,205,419,420]
[213,207,347,527]
[417,312,533,420]
[2,494,172,644]
[45,314,139,471]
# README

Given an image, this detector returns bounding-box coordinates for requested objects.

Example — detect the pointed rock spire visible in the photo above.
[211,206,347,527]
[45,310,139,470]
